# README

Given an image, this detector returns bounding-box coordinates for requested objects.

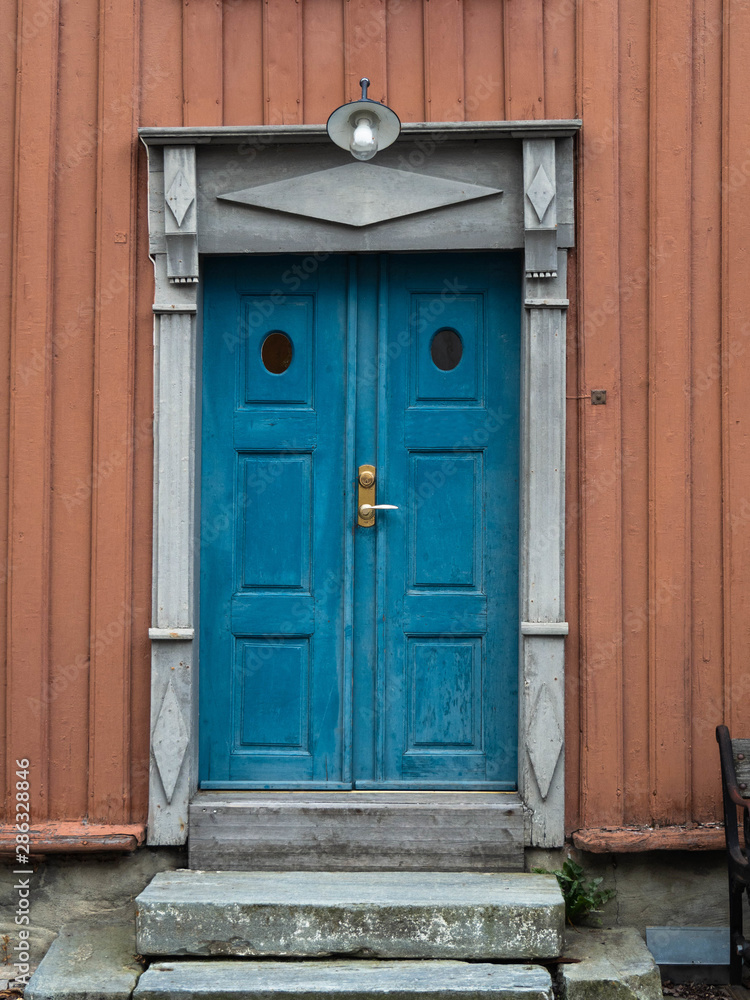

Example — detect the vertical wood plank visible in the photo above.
[543,0,575,119]
[0,0,18,821]
[689,0,724,822]
[463,0,504,121]
[6,0,60,823]
[648,0,693,826]
[263,0,303,124]
[224,0,264,125]
[344,0,387,105]
[722,0,750,743]
[183,0,223,126]
[386,0,425,123]
[577,0,624,829]
[618,0,652,825]
[88,0,139,823]
[423,0,464,122]
[48,0,100,820]
[140,0,183,126]
[302,0,345,124]
[503,0,544,120]
[130,162,154,821]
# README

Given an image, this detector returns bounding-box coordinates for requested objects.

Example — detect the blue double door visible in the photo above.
[200,253,520,790]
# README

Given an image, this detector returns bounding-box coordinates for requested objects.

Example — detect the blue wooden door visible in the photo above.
[200,252,520,789]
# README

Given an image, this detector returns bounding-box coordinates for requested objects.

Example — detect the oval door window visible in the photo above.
[261,331,293,374]
[430,328,463,371]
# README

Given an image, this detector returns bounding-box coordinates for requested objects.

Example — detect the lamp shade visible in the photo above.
[326,79,401,159]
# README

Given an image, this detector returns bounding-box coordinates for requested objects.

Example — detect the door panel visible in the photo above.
[200,256,350,787]
[200,252,520,790]
[355,254,520,788]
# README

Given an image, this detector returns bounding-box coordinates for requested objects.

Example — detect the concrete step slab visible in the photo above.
[133,959,554,1000]
[188,792,525,872]
[560,926,663,1000]
[25,909,143,1000]
[135,870,564,960]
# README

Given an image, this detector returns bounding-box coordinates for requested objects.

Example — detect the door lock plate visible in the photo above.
[358,465,376,526]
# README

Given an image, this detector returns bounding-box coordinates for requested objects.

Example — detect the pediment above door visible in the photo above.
[218,162,503,227]
[141,122,578,266]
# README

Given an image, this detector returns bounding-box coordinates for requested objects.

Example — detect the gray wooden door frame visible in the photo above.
[140,120,580,848]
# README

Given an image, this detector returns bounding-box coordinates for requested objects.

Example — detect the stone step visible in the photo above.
[133,960,554,1000]
[188,792,525,872]
[135,871,564,961]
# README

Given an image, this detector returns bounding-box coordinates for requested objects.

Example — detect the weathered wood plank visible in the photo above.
[424,0,464,122]
[188,792,524,871]
[344,0,387,107]
[648,0,693,827]
[386,0,425,124]
[49,0,100,820]
[223,0,264,126]
[7,0,60,823]
[572,824,730,853]
[88,0,139,823]
[463,0,504,122]
[577,0,624,829]
[183,0,223,126]
[503,0,544,120]
[690,0,725,822]
[618,0,652,827]
[263,0,303,125]
[0,822,146,855]
[302,0,345,124]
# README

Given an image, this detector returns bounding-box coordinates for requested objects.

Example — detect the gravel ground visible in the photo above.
[662,982,750,999]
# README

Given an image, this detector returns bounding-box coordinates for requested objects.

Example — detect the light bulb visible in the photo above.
[350,115,378,161]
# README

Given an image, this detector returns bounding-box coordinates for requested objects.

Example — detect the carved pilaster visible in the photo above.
[147,252,198,845]
[519,254,569,847]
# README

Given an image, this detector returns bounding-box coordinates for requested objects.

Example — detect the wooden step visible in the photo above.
[188,791,524,872]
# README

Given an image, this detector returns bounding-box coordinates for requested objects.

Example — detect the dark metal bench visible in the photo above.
[716,724,750,984]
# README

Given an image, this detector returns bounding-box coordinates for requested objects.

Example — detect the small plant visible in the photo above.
[533,858,616,924]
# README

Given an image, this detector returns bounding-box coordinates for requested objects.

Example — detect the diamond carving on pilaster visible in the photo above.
[527,683,563,800]
[166,170,194,227]
[527,164,555,223]
[152,678,189,804]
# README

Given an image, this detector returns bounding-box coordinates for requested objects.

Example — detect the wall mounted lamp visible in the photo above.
[326,78,401,161]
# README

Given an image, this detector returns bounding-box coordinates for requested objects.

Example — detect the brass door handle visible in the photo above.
[357,465,397,527]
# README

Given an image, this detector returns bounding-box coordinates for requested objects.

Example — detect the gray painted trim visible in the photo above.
[521,623,569,636]
[149,628,196,640]
[139,120,582,146]
[143,125,573,849]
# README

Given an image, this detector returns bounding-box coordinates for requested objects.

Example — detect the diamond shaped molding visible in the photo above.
[152,678,189,804]
[166,169,194,228]
[527,683,563,800]
[219,162,502,228]
[527,164,555,223]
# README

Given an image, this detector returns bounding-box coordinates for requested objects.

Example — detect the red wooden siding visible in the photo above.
[0,0,747,839]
